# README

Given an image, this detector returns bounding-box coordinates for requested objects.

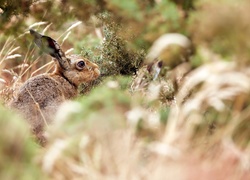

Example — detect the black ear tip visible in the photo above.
[29,29,36,35]
[29,29,41,35]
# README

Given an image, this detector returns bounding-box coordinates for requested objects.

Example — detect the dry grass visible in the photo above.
[34,58,250,179]
[1,5,250,179]
[0,21,85,104]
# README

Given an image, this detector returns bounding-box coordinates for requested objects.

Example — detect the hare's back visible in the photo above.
[12,74,65,109]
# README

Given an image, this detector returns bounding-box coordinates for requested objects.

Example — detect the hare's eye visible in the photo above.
[76,61,85,70]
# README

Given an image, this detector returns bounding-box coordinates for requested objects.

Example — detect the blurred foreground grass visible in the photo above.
[0,105,46,180]
[0,0,250,179]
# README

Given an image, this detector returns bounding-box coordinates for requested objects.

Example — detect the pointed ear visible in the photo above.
[47,39,70,70]
[30,29,70,70]
[30,29,42,39]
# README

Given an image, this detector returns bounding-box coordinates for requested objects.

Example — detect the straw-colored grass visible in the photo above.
[1,1,250,179]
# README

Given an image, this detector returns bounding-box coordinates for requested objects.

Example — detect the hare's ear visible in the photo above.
[30,29,70,70]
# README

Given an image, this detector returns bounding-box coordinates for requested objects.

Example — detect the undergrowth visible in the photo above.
[0,0,250,179]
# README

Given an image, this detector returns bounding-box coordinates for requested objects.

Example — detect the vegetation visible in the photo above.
[0,105,45,180]
[0,0,250,179]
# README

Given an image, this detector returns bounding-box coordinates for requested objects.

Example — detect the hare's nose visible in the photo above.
[92,63,99,69]
[94,68,100,76]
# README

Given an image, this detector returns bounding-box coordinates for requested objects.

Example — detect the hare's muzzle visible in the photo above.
[91,62,100,78]
[84,60,100,80]
[94,67,100,77]
[92,62,99,69]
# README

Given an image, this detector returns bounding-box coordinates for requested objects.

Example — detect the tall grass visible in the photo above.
[0,1,250,179]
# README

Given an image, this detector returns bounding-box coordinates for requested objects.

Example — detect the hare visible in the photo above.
[10,29,100,144]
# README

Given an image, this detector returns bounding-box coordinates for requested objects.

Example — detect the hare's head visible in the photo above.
[56,54,100,86]
[30,29,100,86]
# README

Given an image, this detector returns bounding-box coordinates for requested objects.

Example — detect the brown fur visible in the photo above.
[10,55,100,145]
